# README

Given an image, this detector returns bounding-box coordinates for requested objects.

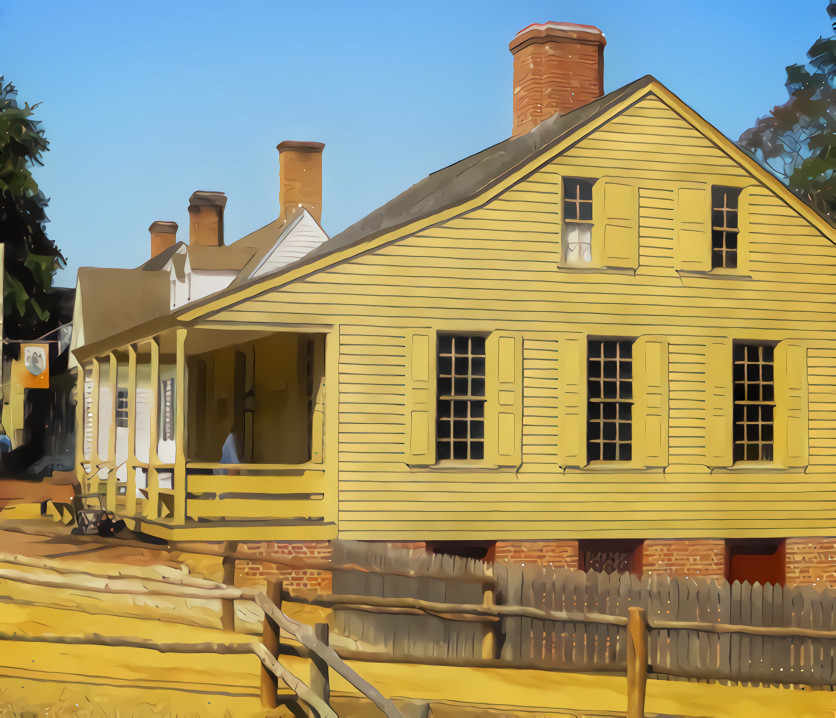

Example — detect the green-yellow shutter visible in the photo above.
[774,341,808,467]
[485,331,523,466]
[406,329,436,465]
[557,335,587,468]
[705,338,733,467]
[595,180,638,269]
[633,337,669,468]
[675,184,711,271]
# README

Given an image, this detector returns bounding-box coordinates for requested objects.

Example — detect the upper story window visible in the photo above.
[587,338,633,462]
[711,186,741,269]
[562,178,594,266]
[115,388,129,428]
[436,335,486,461]
[733,342,774,462]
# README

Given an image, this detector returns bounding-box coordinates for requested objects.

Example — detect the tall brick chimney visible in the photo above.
[149,221,178,258]
[188,191,227,247]
[277,141,324,224]
[510,22,606,137]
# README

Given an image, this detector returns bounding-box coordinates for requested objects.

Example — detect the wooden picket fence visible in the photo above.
[311,541,836,690]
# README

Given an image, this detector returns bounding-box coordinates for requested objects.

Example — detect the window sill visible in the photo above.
[408,461,501,472]
[712,462,802,473]
[677,269,752,280]
[573,461,658,472]
[557,265,637,276]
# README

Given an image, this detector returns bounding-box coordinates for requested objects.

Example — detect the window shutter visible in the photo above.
[595,180,638,269]
[633,337,669,468]
[705,338,733,467]
[774,341,808,467]
[676,185,711,271]
[406,329,436,465]
[309,338,326,464]
[485,331,522,466]
[557,336,587,468]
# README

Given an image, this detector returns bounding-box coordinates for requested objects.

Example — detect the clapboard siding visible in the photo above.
[201,91,836,539]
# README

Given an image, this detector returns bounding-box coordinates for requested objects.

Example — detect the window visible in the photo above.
[115,388,129,428]
[733,342,774,462]
[587,339,633,462]
[711,186,741,269]
[161,378,175,442]
[436,335,486,461]
[562,178,594,266]
[580,539,643,575]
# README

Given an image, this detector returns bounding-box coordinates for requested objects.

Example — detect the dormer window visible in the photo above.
[562,178,594,266]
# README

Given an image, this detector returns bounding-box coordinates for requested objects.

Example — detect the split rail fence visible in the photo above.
[0,551,403,718]
[280,540,836,717]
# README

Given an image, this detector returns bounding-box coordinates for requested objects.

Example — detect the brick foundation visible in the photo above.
[642,539,725,578]
[494,540,579,568]
[786,537,836,588]
[234,541,333,594]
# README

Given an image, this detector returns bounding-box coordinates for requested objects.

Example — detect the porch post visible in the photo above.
[74,363,86,491]
[145,337,161,519]
[89,358,100,497]
[105,351,118,512]
[126,343,138,516]
[174,327,187,524]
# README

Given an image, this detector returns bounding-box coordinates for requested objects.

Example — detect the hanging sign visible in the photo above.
[19,343,49,388]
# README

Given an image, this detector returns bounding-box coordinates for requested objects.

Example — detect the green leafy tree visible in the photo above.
[739,2,836,222]
[0,77,65,349]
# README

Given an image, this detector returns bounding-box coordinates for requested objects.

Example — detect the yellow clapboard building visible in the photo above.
[72,22,836,588]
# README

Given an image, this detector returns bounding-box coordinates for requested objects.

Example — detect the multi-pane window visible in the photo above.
[587,339,633,462]
[733,342,774,461]
[436,335,486,461]
[562,178,594,266]
[115,388,129,428]
[711,186,741,269]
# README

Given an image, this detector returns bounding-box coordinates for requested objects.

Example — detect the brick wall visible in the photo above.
[642,539,725,578]
[234,541,332,594]
[786,537,836,588]
[494,540,579,568]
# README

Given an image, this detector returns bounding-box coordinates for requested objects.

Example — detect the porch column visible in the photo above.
[126,344,138,516]
[89,359,100,497]
[174,327,187,524]
[105,352,118,512]
[74,363,86,491]
[145,337,161,520]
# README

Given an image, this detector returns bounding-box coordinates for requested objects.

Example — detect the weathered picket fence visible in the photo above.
[318,540,836,688]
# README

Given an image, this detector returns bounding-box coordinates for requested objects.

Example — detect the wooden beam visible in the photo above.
[88,359,100,497]
[105,352,118,512]
[146,336,161,519]
[310,623,330,711]
[74,363,87,489]
[260,580,283,709]
[125,344,138,516]
[627,606,647,718]
[174,327,187,524]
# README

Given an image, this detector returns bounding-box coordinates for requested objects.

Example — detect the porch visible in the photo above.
[76,324,336,541]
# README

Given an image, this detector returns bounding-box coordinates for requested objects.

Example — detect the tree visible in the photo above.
[738,2,836,223]
[0,77,65,349]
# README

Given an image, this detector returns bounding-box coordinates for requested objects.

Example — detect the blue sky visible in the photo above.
[2,1,832,285]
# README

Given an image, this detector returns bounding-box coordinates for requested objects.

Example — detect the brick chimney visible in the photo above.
[188,191,227,247]
[510,22,606,137]
[149,221,178,258]
[277,141,324,224]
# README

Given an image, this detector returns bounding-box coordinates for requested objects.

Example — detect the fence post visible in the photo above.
[481,565,498,660]
[220,540,238,631]
[627,606,648,718]
[260,579,283,709]
[310,622,331,708]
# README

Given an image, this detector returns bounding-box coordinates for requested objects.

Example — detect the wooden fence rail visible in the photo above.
[0,552,404,718]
